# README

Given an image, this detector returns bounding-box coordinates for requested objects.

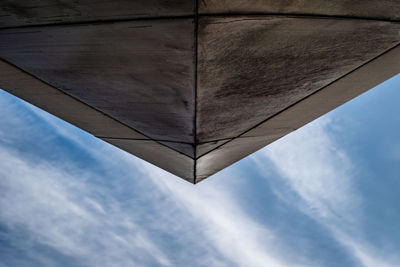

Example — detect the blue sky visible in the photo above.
[0,74,399,267]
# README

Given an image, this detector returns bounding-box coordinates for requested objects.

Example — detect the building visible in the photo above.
[0,1,399,183]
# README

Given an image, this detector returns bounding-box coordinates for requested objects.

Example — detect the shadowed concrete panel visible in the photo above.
[102,138,194,182]
[196,44,400,182]
[199,0,400,21]
[197,16,400,145]
[0,0,195,28]
[0,19,196,156]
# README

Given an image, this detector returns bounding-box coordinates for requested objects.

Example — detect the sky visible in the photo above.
[0,74,399,267]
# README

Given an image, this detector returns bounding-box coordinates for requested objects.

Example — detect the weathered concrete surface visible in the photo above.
[1,1,400,183]
[0,19,196,157]
[197,17,400,143]
[196,44,400,182]
[102,138,195,182]
[0,0,194,28]
[199,0,400,21]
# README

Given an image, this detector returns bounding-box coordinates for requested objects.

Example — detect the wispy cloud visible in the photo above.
[0,146,172,267]
[3,86,399,267]
[0,91,313,267]
[253,117,400,267]
[133,159,303,267]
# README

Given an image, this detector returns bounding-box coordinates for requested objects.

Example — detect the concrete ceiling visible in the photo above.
[0,0,399,183]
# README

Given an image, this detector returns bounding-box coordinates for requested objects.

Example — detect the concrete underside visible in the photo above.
[0,1,399,183]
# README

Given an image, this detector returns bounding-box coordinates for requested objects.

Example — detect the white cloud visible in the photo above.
[6,88,398,267]
[134,160,298,267]
[0,146,171,267]
[253,118,400,267]
[0,93,315,267]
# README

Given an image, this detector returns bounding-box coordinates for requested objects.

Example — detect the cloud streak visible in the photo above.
[134,160,298,267]
[254,118,399,267]
[0,146,172,267]
[0,91,311,267]
[2,85,400,267]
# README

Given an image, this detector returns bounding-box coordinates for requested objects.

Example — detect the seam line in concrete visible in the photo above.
[1,13,398,30]
[195,41,400,161]
[200,13,400,22]
[0,15,195,30]
[193,0,199,184]
[197,137,234,145]
[96,136,194,145]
